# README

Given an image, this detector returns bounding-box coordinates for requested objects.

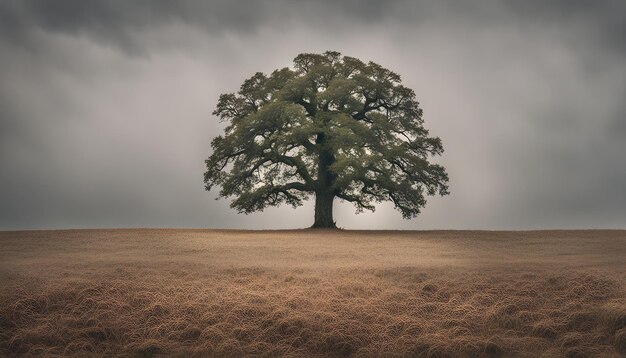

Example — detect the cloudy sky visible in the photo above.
[1,0,625,230]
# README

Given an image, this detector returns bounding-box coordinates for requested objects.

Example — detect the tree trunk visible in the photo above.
[312,191,336,228]
[312,132,337,228]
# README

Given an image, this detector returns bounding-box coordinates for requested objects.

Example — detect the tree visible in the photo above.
[204,51,449,228]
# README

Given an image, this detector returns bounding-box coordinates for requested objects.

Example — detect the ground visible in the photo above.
[0,229,625,357]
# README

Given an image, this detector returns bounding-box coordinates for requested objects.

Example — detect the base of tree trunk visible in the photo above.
[310,222,338,229]
[312,191,336,229]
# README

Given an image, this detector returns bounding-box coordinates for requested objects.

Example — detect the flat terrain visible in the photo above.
[1,229,625,357]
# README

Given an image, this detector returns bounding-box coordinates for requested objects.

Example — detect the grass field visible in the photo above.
[0,229,625,357]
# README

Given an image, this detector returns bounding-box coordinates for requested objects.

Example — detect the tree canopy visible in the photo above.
[205,51,449,228]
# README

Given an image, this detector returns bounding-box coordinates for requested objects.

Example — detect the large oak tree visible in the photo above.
[205,51,449,228]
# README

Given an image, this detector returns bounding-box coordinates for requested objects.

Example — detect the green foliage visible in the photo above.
[205,51,449,219]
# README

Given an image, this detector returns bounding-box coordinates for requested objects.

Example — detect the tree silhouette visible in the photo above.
[205,51,449,228]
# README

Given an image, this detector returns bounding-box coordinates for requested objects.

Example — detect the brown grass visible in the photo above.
[0,229,625,357]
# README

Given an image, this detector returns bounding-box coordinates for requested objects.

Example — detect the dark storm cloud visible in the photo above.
[3,0,624,54]
[1,0,625,229]
[2,0,624,54]
[0,0,266,54]
[506,1,626,53]
[0,0,394,54]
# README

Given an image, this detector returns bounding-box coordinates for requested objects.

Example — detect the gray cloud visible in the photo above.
[5,1,621,56]
[1,1,625,230]
[0,0,392,54]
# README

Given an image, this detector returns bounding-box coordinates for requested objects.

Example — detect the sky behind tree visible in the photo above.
[1,0,625,230]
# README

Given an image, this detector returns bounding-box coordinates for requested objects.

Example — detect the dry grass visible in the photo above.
[1,229,625,357]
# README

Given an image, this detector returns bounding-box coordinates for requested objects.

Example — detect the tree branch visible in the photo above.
[336,191,374,211]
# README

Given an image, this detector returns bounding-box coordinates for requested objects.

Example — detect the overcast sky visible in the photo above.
[1,0,625,230]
